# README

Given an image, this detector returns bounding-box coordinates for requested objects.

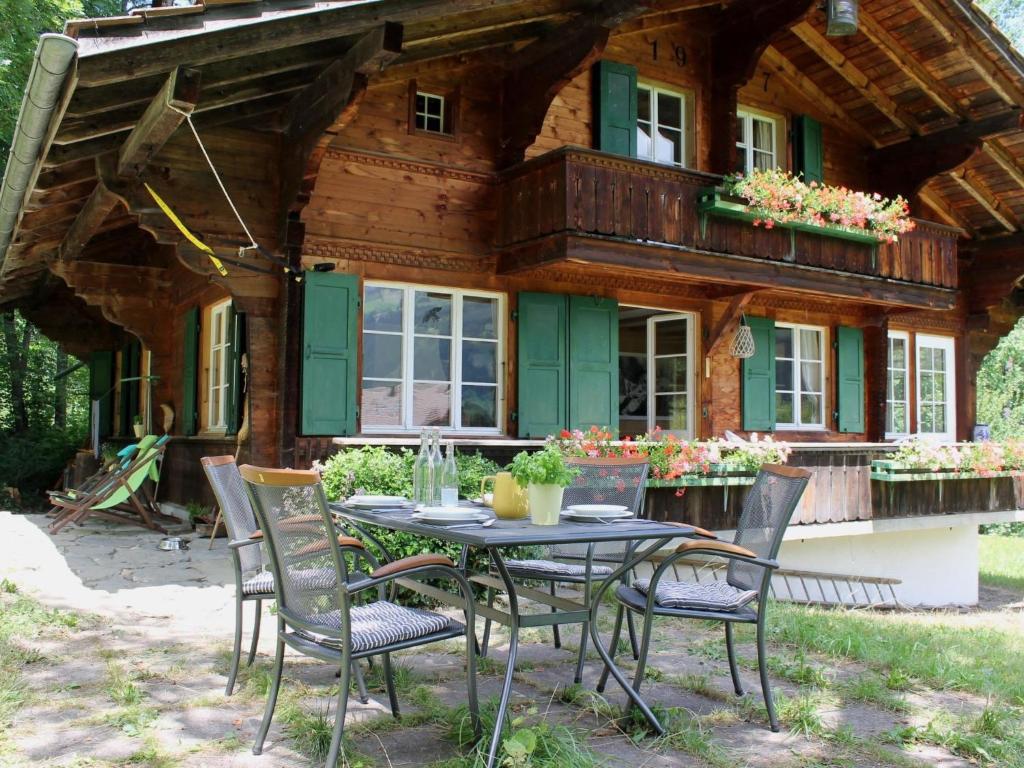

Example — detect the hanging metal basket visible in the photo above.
[729,316,757,359]
[826,0,859,37]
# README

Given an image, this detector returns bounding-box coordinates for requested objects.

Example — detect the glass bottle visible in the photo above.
[413,430,432,507]
[440,441,459,507]
[429,429,443,504]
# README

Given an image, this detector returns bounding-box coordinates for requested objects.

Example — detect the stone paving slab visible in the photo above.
[0,511,986,768]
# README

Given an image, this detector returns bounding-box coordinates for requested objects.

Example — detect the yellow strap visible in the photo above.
[144,183,228,277]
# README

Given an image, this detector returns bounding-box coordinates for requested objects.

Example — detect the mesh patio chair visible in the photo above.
[481,457,649,683]
[239,465,480,767]
[596,464,810,731]
[202,456,375,702]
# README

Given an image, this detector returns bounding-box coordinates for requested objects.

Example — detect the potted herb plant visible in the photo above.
[509,445,578,525]
[132,414,145,439]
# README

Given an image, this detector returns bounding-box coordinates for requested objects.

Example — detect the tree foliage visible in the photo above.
[977,0,1024,49]
[977,317,1024,439]
[0,0,121,168]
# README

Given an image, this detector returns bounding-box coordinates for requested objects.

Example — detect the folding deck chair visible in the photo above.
[49,435,169,534]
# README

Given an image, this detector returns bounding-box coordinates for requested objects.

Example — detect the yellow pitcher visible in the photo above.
[480,472,528,519]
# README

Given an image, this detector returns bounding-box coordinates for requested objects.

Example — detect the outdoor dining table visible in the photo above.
[329,501,695,768]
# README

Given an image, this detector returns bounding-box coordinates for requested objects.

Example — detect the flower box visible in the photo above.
[869,459,1022,483]
[697,188,881,246]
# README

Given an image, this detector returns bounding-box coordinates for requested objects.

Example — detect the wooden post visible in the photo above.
[863,316,889,442]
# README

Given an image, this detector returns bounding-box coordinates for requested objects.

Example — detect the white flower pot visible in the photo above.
[527,483,563,526]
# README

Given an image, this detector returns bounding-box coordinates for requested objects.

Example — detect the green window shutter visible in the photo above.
[89,350,115,439]
[568,295,619,432]
[836,325,865,433]
[182,306,200,436]
[517,292,568,438]
[302,271,359,436]
[742,316,776,431]
[793,115,824,184]
[225,305,245,435]
[593,60,638,158]
[118,340,141,435]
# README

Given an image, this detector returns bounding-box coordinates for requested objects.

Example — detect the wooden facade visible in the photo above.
[3,0,1024,510]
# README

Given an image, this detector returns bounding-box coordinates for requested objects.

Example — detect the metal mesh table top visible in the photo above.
[329,503,693,548]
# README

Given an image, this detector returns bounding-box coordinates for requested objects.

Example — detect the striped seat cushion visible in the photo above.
[632,578,757,612]
[241,567,339,596]
[504,559,614,578]
[297,601,462,653]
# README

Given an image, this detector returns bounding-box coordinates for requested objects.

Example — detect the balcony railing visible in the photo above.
[498,148,958,290]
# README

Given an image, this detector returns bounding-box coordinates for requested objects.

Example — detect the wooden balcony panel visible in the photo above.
[498,148,960,292]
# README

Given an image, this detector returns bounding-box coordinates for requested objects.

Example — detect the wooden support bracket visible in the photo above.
[55,177,121,262]
[704,291,757,360]
[117,66,202,178]
[949,168,1020,232]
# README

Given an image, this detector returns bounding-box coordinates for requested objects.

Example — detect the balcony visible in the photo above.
[497,148,958,308]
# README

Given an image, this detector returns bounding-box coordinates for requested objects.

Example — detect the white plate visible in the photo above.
[412,509,490,525]
[560,509,632,522]
[566,504,629,515]
[347,495,409,507]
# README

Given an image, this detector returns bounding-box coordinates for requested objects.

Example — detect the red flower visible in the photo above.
[559,429,571,439]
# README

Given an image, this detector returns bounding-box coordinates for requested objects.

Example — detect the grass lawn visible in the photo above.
[979,534,1024,593]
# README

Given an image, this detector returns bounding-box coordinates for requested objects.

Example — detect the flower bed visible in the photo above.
[871,437,1024,482]
[699,169,915,245]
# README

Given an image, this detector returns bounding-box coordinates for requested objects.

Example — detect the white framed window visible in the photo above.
[637,83,685,167]
[361,283,503,433]
[736,109,779,174]
[207,300,231,431]
[414,91,449,135]
[617,308,695,439]
[916,334,955,441]
[775,323,825,429]
[886,331,910,437]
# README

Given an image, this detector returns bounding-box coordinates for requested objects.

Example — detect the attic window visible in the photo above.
[409,82,457,138]
[415,92,447,133]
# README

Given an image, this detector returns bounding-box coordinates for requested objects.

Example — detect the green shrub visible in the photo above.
[0,424,87,498]
[318,446,512,605]
[980,522,1024,537]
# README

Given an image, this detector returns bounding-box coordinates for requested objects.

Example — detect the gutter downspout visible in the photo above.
[0,33,79,272]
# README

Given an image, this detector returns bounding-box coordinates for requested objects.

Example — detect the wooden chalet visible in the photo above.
[4,0,1024,603]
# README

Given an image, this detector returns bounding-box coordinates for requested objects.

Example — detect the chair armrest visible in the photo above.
[675,540,757,558]
[668,540,778,570]
[370,554,455,579]
[228,538,261,550]
[653,521,717,539]
[292,535,366,558]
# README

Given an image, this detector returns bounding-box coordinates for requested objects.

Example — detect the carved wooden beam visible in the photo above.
[279,22,403,224]
[55,180,121,263]
[856,10,964,119]
[708,0,817,173]
[790,21,917,134]
[761,46,876,147]
[949,168,1019,232]
[918,186,973,237]
[496,1,651,168]
[907,0,1024,108]
[867,110,1023,198]
[116,67,201,178]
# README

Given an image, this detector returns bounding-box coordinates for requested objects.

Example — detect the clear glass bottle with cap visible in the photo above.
[412,430,432,507]
[440,441,459,507]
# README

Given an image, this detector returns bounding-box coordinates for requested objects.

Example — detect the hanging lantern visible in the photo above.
[826,0,859,37]
[729,315,756,359]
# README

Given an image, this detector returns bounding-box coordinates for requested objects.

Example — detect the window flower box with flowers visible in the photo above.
[552,427,792,493]
[697,170,916,259]
[870,437,1024,482]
